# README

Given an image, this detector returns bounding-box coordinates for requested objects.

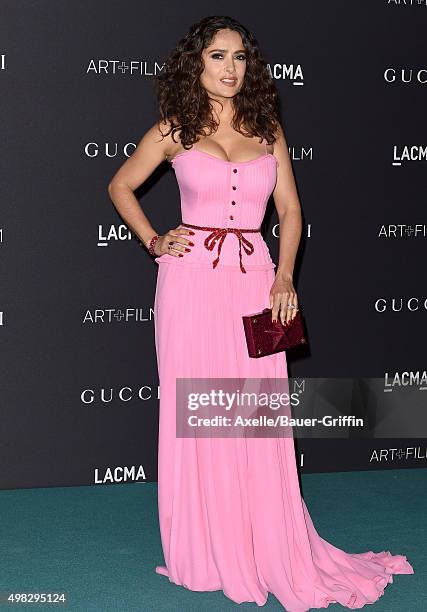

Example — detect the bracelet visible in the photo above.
[145,234,160,256]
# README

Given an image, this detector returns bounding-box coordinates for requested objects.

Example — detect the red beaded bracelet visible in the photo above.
[146,234,160,256]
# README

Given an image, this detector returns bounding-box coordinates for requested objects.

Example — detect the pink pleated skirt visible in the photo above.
[153,260,414,611]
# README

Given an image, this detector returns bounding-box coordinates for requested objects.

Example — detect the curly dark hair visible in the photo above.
[154,15,281,149]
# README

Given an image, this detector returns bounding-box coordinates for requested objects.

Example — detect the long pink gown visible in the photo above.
[153,142,414,611]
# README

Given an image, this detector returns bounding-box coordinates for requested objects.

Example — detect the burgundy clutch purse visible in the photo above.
[242,308,307,358]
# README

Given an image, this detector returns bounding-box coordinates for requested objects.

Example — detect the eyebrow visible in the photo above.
[208,48,246,54]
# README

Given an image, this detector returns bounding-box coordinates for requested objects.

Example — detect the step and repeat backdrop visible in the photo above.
[1,1,426,490]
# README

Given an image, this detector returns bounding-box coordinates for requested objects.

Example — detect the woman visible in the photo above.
[108,15,413,611]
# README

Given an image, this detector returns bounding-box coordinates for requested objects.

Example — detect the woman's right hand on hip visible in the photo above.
[154,225,195,257]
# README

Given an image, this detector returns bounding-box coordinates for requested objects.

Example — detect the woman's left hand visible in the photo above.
[269,276,299,325]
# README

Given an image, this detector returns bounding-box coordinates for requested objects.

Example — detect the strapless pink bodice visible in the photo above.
[155,148,278,271]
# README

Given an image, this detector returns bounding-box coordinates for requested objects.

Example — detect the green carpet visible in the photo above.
[0,469,424,611]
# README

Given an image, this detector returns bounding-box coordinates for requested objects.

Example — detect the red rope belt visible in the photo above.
[180,222,261,274]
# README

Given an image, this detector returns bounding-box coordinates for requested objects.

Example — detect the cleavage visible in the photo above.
[194,137,265,162]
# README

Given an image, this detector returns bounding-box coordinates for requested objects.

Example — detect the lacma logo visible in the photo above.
[392,145,427,166]
[94,465,147,483]
[384,370,427,392]
[268,63,304,85]
[98,224,133,246]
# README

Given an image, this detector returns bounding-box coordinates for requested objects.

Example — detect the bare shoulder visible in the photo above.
[138,119,181,160]
[267,122,290,166]
[152,117,184,161]
[272,122,287,151]
[108,118,182,191]
[264,122,286,157]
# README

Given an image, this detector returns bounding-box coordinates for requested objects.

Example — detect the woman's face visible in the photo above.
[200,28,247,100]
